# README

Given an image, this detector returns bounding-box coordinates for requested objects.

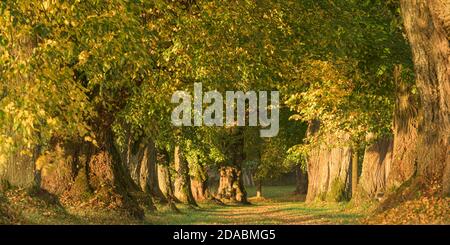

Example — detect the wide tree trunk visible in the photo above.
[305,120,352,202]
[0,31,38,190]
[146,142,167,202]
[387,65,419,190]
[189,159,218,202]
[173,145,197,206]
[190,178,212,201]
[1,147,39,189]
[395,0,450,196]
[89,130,154,215]
[216,127,249,204]
[216,166,248,203]
[37,129,151,218]
[157,161,174,200]
[358,137,393,200]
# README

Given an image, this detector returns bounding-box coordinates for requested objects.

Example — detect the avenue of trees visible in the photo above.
[0,0,448,219]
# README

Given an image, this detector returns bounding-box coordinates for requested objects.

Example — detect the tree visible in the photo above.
[284,0,413,202]
[358,136,393,200]
[0,0,169,217]
[389,0,449,196]
[173,144,197,206]
[246,109,306,198]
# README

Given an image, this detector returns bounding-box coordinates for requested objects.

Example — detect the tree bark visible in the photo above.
[1,147,39,189]
[173,145,197,206]
[396,0,450,196]
[216,127,249,204]
[387,65,419,190]
[351,148,358,198]
[0,30,38,190]
[256,180,262,198]
[37,129,150,218]
[189,160,219,203]
[305,120,352,202]
[216,166,248,203]
[138,140,166,203]
[120,132,166,206]
[190,178,211,201]
[358,137,393,200]
[156,150,180,212]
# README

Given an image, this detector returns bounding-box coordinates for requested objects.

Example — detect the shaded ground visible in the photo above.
[1,185,447,224]
[1,185,365,224]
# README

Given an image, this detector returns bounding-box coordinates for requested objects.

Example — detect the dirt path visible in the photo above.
[145,186,365,224]
[2,185,365,224]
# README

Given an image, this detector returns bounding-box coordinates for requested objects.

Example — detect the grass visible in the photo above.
[2,185,368,224]
[145,185,365,225]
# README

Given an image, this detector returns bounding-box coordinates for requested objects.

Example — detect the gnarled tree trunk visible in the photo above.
[216,166,248,203]
[216,127,248,204]
[387,65,419,190]
[393,1,450,196]
[190,178,212,202]
[37,129,150,218]
[189,160,217,202]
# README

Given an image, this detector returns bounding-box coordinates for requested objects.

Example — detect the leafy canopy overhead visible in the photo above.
[1,0,412,176]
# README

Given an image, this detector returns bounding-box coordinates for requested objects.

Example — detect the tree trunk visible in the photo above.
[138,140,166,203]
[189,160,219,203]
[294,164,308,195]
[256,180,262,198]
[173,145,197,206]
[190,177,212,202]
[156,150,179,212]
[157,162,173,200]
[396,1,450,196]
[36,141,77,196]
[37,130,150,218]
[121,132,167,205]
[358,136,393,200]
[0,30,38,190]
[305,120,352,202]
[1,147,39,189]
[216,127,249,204]
[351,148,359,198]
[216,166,248,203]
[387,65,419,190]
